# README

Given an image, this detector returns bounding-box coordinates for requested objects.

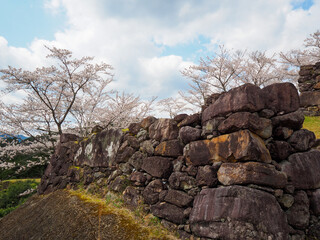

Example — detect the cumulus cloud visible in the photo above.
[1,0,320,102]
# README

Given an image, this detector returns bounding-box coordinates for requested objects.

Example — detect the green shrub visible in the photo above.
[0,179,39,218]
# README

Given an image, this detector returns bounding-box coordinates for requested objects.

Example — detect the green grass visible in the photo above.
[0,179,40,218]
[303,116,320,139]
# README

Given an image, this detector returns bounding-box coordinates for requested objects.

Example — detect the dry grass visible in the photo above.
[69,189,179,240]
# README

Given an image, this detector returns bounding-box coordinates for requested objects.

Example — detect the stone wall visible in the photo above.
[38,82,320,240]
[299,62,320,116]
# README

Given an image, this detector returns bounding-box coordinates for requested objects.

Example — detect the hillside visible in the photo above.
[0,190,177,240]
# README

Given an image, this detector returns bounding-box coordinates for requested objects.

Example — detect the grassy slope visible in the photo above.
[303,116,320,138]
[0,190,178,240]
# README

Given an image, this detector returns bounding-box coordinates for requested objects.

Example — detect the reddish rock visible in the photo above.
[202,84,265,123]
[179,126,202,144]
[149,119,179,142]
[154,140,183,157]
[177,113,200,127]
[184,130,271,166]
[281,150,320,189]
[299,65,314,76]
[271,110,304,130]
[115,146,135,163]
[273,127,294,140]
[190,186,289,239]
[217,162,287,188]
[128,151,146,170]
[140,116,157,130]
[196,165,218,187]
[288,129,316,152]
[218,112,272,139]
[309,189,320,215]
[164,190,193,207]
[262,82,300,114]
[300,91,320,107]
[151,202,186,224]
[267,141,294,161]
[286,191,310,229]
[142,179,164,205]
[141,156,173,178]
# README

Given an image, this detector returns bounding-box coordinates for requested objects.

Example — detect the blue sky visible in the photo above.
[0,0,319,102]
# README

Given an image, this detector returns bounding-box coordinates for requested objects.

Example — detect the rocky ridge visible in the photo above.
[38,82,320,240]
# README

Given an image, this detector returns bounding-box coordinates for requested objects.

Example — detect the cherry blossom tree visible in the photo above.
[0,46,113,145]
[157,97,193,118]
[280,29,320,82]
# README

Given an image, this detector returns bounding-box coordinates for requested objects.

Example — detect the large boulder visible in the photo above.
[262,82,300,114]
[217,162,287,188]
[184,130,271,166]
[141,156,173,178]
[218,112,272,139]
[190,186,289,239]
[75,128,123,167]
[164,190,193,208]
[142,179,164,205]
[281,150,320,189]
[300,91,320,107]
[179,126,202,145]
[149,119,179,142]
[202,84,265,123]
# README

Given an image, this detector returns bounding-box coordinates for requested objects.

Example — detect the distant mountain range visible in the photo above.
[0,133,28,141]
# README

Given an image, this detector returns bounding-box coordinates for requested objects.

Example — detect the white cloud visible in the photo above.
[1,0,320,103]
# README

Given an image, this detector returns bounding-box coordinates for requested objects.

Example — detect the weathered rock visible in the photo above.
[202,84,265,123]
[169,172,197,191]
[273,127,294,140]
[300,91,320,107]
[149,119,179,142]
[179,126,202,144]
[115,146,135,163]
[151,202,186,224]
[281,150,320,189]
[129,172,147,186]
[123,186,142,207]
[218,112,272,139]
[110,176,128,193]
[128,151,146,170]
[271,110,304,130]
[140,116,157,130]
[288,129,316,152]
[128,122,141,135]
[184,130,271,166]
[286,191,310,229]
[259,109,275,118]
[201,117,224,136]
[217,162,287,188]
[190,186,289,239]
[164,190,193,208]
[173,113,188,123]
[124,135,140,149]
[262,82,300,114]
[141,156,173,178]
[309,189,320,216]
[140,140,155,156]
[142,179,164,205]
[177,113,200,127]
[196,165,218,187]
[154,140,183,157]
[267,141,294,161]
[278,194,294,209]
[299,65,314,76]
[75,128,123,167]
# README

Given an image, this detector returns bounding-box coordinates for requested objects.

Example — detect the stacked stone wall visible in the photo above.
[39,82,320,240]
[299,62,320,116]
